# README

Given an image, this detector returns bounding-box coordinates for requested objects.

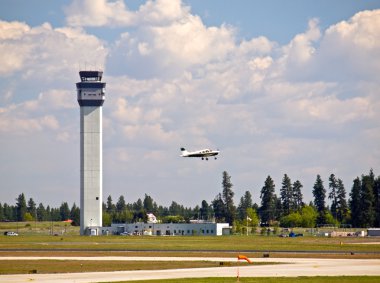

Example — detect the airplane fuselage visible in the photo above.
[180,148,219,160]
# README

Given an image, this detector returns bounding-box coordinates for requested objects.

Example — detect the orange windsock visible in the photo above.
[237,254,252,264]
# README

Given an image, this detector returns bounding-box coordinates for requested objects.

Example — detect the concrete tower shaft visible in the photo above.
[77,71,105,235]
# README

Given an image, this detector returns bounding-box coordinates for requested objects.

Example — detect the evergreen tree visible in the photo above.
[143,194,154,213]
[153,201,159,215]
[260,175,276,225]
[16,193,27,221]
[3,203,15,221]
[222,171,236,225]
[359,174,375,227]
[292,180,304,211]
[350,177,361,227]
[200,200,210,220]
[328,174,339,221]
[274,195,283,221]
[336,179,349,223]
[133,198,144,212]
[46,205,51,219]
[0,203,3,221]
[50,207,61,221]
[36,203,47,221]
[70,203,80,226]
[116,195,126,213]
[168,201,181,215]
[237,191,253,221]
[374,176,380,227]
[59,202,70,221]
[312,175,326,225]
[280,174,293,215]
[106,195,115,214]
[27,197,37,218]
[212,193,225,222]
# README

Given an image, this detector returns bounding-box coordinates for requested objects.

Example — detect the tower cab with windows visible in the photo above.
[76,71,106,107]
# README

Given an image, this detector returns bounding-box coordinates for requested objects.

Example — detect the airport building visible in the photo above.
[107,221,231,236]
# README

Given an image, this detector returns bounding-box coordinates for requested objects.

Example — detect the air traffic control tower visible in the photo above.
[76,71,106,235]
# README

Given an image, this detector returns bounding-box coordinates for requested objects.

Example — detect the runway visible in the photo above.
[1,257,380,282]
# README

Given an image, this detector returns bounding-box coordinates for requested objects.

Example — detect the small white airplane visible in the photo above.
[180,147,220,160]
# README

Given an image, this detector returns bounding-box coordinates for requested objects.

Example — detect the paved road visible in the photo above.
[1,257,380,282]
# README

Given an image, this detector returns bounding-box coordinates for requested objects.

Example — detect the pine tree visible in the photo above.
[336,179,348,223]
[212,193,225,222]
[0,203,3,221]
[313,175,326,213]
[374,176,380,227]
[3,203,15,221]
[27,198,37,220]
[237,191,253,221]
[280,174,293,215]
[168,201,181,215]
[350,177,361,227]
[16,193,27,221]
[200,200,210,220]
[106,195,115,214]
[359,174,375,227]
[312,175,326,225]
[70,203,80,226]
[260,175,276,225]
[59,202,70,221]
[222,171,236,225]
[116,195,126,213]
[328,174,338,221]
[36,203,47,221]
[143,194,154,213]
[292,180,304,211]
[133,198,144,212]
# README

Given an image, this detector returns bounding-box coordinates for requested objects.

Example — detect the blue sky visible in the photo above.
[1,0,380,209]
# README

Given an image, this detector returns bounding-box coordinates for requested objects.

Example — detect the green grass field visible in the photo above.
[1,232,379,254]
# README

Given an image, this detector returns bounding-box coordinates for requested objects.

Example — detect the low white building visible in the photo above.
[368,228,380,237]
[109,222,230,236]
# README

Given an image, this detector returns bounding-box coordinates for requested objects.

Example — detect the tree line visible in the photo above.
[1,169,379,229]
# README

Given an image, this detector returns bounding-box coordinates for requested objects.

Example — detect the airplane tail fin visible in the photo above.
[180,147,188,156]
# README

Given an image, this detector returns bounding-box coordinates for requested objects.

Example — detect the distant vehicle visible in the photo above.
[4,231,18,236]
[180,147,219,160]
[120,232,131,236]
